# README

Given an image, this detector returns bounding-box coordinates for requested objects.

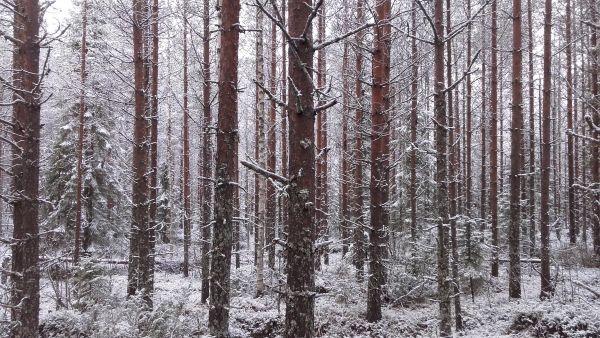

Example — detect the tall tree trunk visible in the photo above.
[353,0,366,282]
[182,8,191,279]
[128,0,151,305]
[10,0,41,336]
[280,0,288,240]
[434,0,452,336]
[445,0,462,330]
[490,0,499,277]
[285,0,316,335]
[148,0,159,292]
[566,0,575,244]
[200,0,212,303]
[208,0,240,334]
[410,0,418,242]
[367,0,391,323]
[341,40,350,256]
[527,0,536,256]
[480,4,487,237]
[591,0,600,257]
[316,4,329,267]
[540,0,553,299]
[254,6,266,297]
[74,0,88,264]
[509,0,524,299]
[266,13,277,270]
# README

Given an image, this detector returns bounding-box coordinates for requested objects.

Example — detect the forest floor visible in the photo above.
[1,243,599,337]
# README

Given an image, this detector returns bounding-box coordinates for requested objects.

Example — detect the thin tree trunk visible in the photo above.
[266,12,277,270]
[410,0,418,242]
[74,0,88,265]
[254,6,266,297]
[540,0,553,298]
[208,0,240,334]
[527,0,536,256]
[353,0,366,282]
[341,40,350,256]
[566,0,575,244]
[200,0,212,303]
[591,0,600,257]
[317,4,329,267]
[446,0,462,330]
[434,0,452,335]
[509,0,524,299]
[147,0,159,293]
[10,0,41,335]
[490,0,499,277]
[182,8,191,279]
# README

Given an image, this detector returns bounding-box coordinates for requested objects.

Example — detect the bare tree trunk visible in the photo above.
[182,8,191,279]
[445,0,462,330]
[266,13,277,270]
[208,0,240,334]
[509,0,524,299]
[527,0,536,256]
[434,0,452,336]
[480,4,487,237]
[540,0,553,299]
[490,0,499,277]
[128,0,151,304]
[316,4,329,267]
[590,0,600,257]
[341,40,350,256]
[280,0,288,240]
[285,0,316,334]
[148,0,159,292]
[254,6,266,297]
[367,0,391,323]
[410,0,418,242]
[74,0,88,265]
[10,0,41,335]
[200,0,212,304]
[566,0,575,244]
[353,0,366,282]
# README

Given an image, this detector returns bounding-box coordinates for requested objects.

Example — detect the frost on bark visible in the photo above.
[74,0,88,265]
[489,0,500,277]
[540,0,553,299]
[208,0,240,334]
[254,5,267,297]
[200,0,212,304]
[509,0,523,299]
[10,0,41,336]
[128,0,152,306]
[181,7,191,279]
[353,0,366,282]
[284,0,316,335]
[266,13,278,270]
[366,0,391,323]
[433,0,452,335]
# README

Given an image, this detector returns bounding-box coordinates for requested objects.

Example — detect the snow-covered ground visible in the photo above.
[16,246,599,337]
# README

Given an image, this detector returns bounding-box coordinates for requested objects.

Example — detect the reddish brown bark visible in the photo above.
[540,0,553,298]
[128,0,151,304]
[10,0,41,335]
[509,0,524,299]
[208,0,240,334]
[527,0,536,255]
[366,0,391,323]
